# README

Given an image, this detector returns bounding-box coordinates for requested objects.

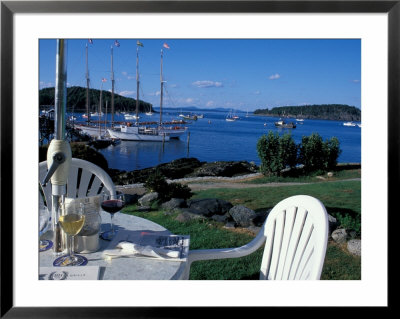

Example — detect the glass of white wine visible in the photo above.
[53,205,88,266]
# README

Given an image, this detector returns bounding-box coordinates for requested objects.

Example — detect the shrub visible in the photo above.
[298,133,342,172]
[144,170,192,201]
[257,131,297,176]
[144,169,169,194]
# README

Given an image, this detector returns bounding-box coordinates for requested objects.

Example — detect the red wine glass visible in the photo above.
[100,192,125,241]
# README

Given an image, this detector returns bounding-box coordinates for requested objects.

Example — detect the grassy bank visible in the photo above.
[122,174,361,280]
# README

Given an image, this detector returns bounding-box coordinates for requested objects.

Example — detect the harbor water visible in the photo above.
[69,108,361,172]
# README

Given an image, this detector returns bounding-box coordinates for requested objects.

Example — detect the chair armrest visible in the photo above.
[188,224,266,264]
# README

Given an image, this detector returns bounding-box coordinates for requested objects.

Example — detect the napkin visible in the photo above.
[104,241,181,259]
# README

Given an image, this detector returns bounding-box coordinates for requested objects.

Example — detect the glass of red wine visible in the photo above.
[100,192,125,241]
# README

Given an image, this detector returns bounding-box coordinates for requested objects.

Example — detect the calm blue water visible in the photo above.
[69,108,361,171]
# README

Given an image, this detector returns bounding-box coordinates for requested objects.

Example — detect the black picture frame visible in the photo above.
[1,0,394,317]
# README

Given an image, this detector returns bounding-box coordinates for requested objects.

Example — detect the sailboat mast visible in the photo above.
[86,43,90,123]
[159,49,164,125]
[111,46,115,127]
[136,45,140,124]
[99,81,103,137]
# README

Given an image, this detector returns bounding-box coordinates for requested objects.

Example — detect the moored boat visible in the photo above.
[274,120,296,128]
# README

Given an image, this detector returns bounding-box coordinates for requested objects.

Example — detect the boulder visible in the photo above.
[347,239,361,256]
[188,161,259,178]
[327,214,339,235]
[175,211,206,223]
[185,198,233,217]
[331,228,348,244]
[229,205,257,227]
[211,213,231,223]
[161,198,187,211]
[138,192,159,206]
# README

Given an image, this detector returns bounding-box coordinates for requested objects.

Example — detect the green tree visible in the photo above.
[257,131,297,176]
[298,133,341,172]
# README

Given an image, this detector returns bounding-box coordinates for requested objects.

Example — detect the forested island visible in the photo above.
[39,86,154,113]
[254,104,361,121]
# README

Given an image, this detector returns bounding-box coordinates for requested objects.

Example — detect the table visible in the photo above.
[39,211,187,280]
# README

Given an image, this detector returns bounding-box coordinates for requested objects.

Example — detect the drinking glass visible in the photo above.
[39,206,53,252]
[100,192,125,241]
[53,205,88,266]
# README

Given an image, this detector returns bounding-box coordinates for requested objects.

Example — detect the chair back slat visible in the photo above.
[77,169,94,198]
[281,206,308,280]
[66,165,80,198]
[87,177,104,196]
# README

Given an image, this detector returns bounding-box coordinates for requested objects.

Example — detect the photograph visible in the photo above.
[38,38,362,281]
[1,0,393,315]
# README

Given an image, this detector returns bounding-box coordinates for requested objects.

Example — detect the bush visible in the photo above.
[144,170,193,201]
[298,133,342,172]
[257,131,297,176]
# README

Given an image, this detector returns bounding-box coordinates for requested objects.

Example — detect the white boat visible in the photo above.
[296,118,304,122]
[226,110,237,121]
[124,113,140,120]
[343,121,356,127]
[357,123,362,128]
[108,124,169,141]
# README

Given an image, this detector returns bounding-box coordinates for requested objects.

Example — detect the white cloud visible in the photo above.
[185,98,194,104]
[192,80,223,88]
[269,73,281,80]
[253,90,261,95]
[119,90,135,97]
[206,101,215,107]
[352,79,360,83]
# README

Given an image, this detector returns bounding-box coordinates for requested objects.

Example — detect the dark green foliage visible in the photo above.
[299,133,342,172]
[39,86,153,114]
[39,142,108,171]
[144,170,193,201]
[257,132,342,176]
[256,131,298,176]
[144,169,169,194]
[166,182,193,200]
[254,104,361,121]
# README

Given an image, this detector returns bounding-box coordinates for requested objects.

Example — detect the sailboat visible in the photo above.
[156,44,188,139]
[107,41,169,142]
[74,43,109,137]
[226,110,236,122]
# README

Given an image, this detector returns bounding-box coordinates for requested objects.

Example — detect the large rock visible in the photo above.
[331,228,348,244]
[138,192,159,206]
[188,161,259,178]
[113,158,203,184]
[161,198,187,211]
[229,205,257,227]
[185,198,233,217]
[347,239,361,256]
[175,211,206,223]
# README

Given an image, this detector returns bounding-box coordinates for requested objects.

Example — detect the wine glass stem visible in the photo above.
[68,235,75,260]
[110,214,114,237]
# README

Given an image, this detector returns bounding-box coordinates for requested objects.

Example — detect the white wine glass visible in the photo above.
[53,205,87,266]
[100,192,125,241]
[39,206,52,252]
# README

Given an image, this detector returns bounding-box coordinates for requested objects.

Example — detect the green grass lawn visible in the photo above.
[122,176,361,280]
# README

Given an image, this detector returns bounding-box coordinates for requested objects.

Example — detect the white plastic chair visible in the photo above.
[182,195,329,280]
[39,158,117,211]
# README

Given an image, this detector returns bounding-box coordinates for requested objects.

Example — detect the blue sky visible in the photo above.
[39,39,361,111]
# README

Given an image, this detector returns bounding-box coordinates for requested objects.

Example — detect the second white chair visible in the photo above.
[182,195,329,280]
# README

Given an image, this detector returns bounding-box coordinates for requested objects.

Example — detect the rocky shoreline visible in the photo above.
[110,157,260,186]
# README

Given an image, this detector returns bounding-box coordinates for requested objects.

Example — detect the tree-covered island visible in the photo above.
[39,86,154,114]
[254,104,361,121]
